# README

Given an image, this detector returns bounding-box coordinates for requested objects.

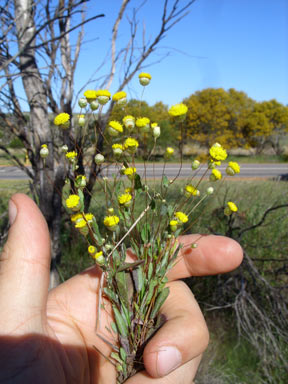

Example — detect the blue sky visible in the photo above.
[9,0,287,110]
[73,0,287,108]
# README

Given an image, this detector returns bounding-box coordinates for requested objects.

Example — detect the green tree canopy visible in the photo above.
[184,88,288,153]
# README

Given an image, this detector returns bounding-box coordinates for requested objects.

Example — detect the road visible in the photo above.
[0,163,287,180]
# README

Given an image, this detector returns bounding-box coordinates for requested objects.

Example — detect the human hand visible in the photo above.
[0,194,243,383]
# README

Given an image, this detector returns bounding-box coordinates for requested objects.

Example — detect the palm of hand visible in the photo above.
[0,194,243,384]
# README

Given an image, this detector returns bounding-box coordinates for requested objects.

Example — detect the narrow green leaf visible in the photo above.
[103,287,119,305]
[111,352,122,364]
[78,189,85,212]
[167,205,174,218]
[148,263,153,280]
[113,305,128,337]
[119,347,127,362]
[91,217,103,246]
[132,266,144,292]
[115,271,129,309]
[111,321,118,334]
[115,180,122,196]
[160,250,170,270]
[120,243,126,263]
[150,287,170,319]
[113,249,121,267]
[145,279,157,306]
[117,260,144,272]
[162,175,169,189]
[140,223,150,243]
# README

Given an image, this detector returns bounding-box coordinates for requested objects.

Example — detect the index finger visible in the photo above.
[167,234,243,281]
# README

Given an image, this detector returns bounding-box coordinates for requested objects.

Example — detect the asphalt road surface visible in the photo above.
[0,163,287,180]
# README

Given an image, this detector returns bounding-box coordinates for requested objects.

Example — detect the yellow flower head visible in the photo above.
[124,137,139,148]
[88,245,97,256]
[71,213,82,222]
[136,117,150,128]
[138,72,152,85]
[109,120,123,133]
[139,72,152,80]
[209,144,227,161]
[66,151,77,160]
[124,167,136,176]
[165,147,174,158]
[112,91,127,101]
[112,143,123,156]
[168,103,188,117]
[175,211,188,224]
[75,218,87,229]
[96,89,111,98]
[227,201,238,212]
[76,174,86,181]
[112,143,123,150]
[94,251,104,260]
[224,201,238,216]
[103,215,120,227]
[226,161,240,176]
[84,90,97,102]
[66,194,80,210]
[123,115,135,122]
[41,144,47,148]
[118,193,132,206]
[96,89,111,105]
[169,220,178,232]
[210,168,222,181]
[229,161,240,173]
[54,113,70,126]
[124,137,139,153]
[84,213,94,222]
[185,185,200,197]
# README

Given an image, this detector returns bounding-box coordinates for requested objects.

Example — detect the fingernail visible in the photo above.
[9,200,17,226]
[157,346,182,377]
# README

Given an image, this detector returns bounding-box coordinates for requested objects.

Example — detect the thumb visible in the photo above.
[143,281,209,378]
[0,194,51,333]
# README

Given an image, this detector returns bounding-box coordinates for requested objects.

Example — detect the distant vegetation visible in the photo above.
[110,88,288,157]
[2,88,288,161]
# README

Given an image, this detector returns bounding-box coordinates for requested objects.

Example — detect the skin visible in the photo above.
[0,194,243,384]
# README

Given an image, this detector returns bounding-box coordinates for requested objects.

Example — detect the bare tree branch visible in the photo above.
[0,145,34,179]
[238,204,288,240]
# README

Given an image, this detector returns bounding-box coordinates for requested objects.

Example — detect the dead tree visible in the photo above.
[0,0,196,286]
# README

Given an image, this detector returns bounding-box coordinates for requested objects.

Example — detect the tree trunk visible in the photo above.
[14,0,63,287]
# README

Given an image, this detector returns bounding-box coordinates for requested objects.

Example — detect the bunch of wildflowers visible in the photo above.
[51,73,240,383]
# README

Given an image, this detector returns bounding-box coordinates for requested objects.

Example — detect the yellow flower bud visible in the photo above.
[138,72,152,86]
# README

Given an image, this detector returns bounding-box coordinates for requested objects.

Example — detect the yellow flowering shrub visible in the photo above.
[54,74,241,384]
